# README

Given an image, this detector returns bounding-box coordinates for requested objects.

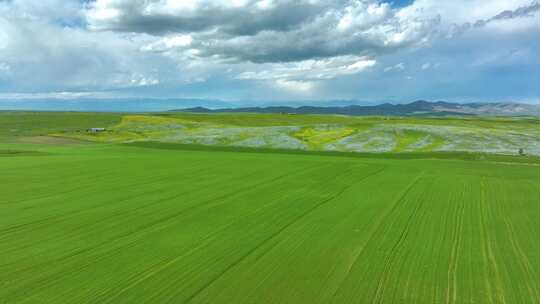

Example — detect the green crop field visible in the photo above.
[2,112,540,303]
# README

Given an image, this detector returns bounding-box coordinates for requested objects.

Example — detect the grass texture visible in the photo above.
[2,142,540,303]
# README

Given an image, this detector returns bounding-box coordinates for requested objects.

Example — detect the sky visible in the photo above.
[0,0,540,106]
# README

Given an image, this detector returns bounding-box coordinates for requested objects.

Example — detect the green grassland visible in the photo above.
[2,112,540,303]
[0,111,122,140]
[2,111,540,155]
[4,111,537,156]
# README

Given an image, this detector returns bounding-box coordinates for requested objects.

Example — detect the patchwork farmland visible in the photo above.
[1,112,540,303]
[43,113,540,156]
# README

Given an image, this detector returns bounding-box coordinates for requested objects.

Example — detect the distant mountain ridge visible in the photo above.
[176,100,540,116]
[0,98,234,112]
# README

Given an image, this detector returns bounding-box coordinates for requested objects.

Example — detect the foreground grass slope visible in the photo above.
[2,142,540,303]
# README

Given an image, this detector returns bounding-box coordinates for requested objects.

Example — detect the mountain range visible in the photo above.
[2,99,539,116]
[177,100,540,117]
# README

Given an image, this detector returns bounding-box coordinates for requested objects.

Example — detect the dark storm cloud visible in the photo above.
[87,0,334,36]
[88,0,438,63]
[185,28,387,64]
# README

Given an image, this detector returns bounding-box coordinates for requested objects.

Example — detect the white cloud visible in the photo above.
[421,62,431,70]
[237,56,376,82]
[275,80,315,93]
[337,2,391,31]
[0,30,8,49]
[141,35,193,52]
[0,0,180,92]
[0,0,539,102]
[85,0,436,63]
[0,62,10,72]
[0,91,112,100]
[400,0,534,25]
[256,0,275,10]
[473,48,536,67]
[384,62,405,72]
[399,0,540,37]
[236,55,375,93]
[129,74,160,87]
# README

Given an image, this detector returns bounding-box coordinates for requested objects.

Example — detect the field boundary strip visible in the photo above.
[0,149,48,157]
[121,141,540,164]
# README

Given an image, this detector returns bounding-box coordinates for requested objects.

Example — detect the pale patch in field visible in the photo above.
[58,115,540,156]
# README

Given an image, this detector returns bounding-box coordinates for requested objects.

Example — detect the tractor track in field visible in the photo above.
[497,180,540,303]
[0,174,177,236]
[479,178,507,304]
[0,162,220,236]
[1,164,321,280]
[1,157,296,237]
[445,183,466,304]
[325,172,425,303]
[0,165,257,268]
[503,216,540,302]
[0,167,121,205]
[0,159,215,206]
[94,164,370,304]
[183,166,387,304]
[7,162,345,302]
[3,169,305,302]
[371,175,431,304]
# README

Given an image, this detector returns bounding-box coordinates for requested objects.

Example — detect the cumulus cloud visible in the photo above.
[1,0,540,102]
[0,0,175,92]
[141,35,193,52]
[87,0,329,36]
[236,55,375,92]
[88,0,438,64]
[237,56,376,81]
